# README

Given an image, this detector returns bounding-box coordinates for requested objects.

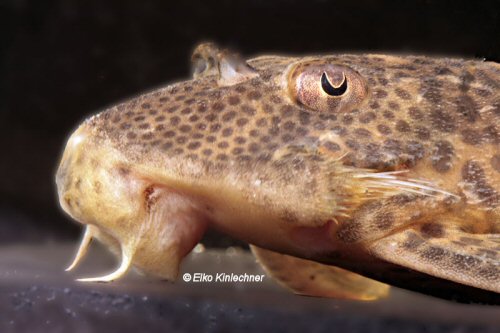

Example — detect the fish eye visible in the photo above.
[321,72,348,96]
[288,61,368,113]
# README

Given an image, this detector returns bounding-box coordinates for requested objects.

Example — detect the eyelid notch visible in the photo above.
[321,72,348,96]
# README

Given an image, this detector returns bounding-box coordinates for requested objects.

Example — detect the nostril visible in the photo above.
[56,156,71,194]
[65,196,73,208]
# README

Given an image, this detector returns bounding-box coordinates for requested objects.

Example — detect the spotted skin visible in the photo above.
[56,43,499,299]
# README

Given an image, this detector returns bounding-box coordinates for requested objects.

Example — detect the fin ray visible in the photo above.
[369,221,500,293]
[251,245,389,300]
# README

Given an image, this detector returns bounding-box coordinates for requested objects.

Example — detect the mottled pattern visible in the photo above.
[57,44,499,295]
[97,54,499,183]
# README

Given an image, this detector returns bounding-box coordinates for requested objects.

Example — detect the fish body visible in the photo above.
[56,43,499,301]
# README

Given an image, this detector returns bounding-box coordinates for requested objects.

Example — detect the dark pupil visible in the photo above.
[321,72,348,96]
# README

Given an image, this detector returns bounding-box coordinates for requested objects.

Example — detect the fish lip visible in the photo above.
[55,125,89,219]
[55,154,73,216]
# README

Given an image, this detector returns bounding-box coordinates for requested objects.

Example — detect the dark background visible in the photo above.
[1,0,499,244]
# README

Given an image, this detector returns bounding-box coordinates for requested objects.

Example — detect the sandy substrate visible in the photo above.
[0,243,498,333]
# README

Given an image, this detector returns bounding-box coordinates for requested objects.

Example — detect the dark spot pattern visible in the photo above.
[461,129,483,145]
[374,89,388,99]
[336,220,363,243]
[421,246,446,261]
[374,212,394,230]
[408,107,423,120]
[405,141,425,166]
[92,51,499,228]
[430,109,456,133]
[451,253,481,270]
[212,102,225,112]
[395,88,411,100]
[458,71,475,92]
[248,90,262,100]
[455,95,480,122]
[354,128,372,138]
[377,124,392,135]
[383,139,402,156]
[420,223,445,238]
[434,67,453,75]
[359,112,376,123]
[387,101,399,110]
[395,120,410,132]
[383,111,394,120]
[431,141,454,173]
[421,78,443,104]
[322,141,340,152]
[228,96,240,105]
[462,161,499,207]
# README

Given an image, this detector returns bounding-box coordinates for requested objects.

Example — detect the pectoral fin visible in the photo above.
[367,214,500,293]
[250,245,389,300]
